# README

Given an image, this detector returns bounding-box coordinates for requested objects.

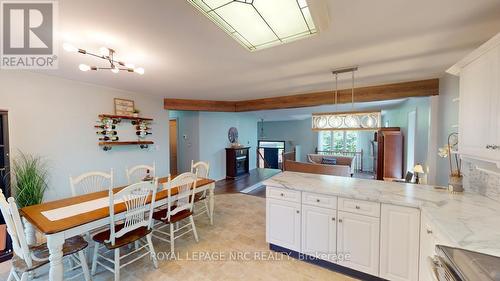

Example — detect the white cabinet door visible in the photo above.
[301,205,336,262]
[419,217,437,281]
[266,198,301,252]
[459,44,500,162]
[380,204,420,281]
[337,211,380,276]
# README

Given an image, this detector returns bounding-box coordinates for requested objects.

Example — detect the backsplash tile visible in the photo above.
[463,160,500,202]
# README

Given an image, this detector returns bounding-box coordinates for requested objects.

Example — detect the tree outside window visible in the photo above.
[318,131,358,152]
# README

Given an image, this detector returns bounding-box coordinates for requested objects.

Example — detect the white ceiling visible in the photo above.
[251,99,407,121]
[41,0,500,100]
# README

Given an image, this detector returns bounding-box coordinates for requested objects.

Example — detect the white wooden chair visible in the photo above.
[69,169,113,196]
[190,160,211,221]
[152,172,199,254]
[91,180,159,281]
[69,169,114,261]
[126,163,155,184]
[0,190,90,281]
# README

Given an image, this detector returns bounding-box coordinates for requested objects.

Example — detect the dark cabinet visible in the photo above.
[376,129,404,180]
[226,147,250,179]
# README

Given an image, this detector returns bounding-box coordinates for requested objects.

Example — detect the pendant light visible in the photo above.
[312,66,381,131]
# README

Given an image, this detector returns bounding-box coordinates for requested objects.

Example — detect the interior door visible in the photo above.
[169,120,178,175]
[0,111,12,262]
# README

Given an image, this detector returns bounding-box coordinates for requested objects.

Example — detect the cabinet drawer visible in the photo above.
[302,192,337,209]
[267,186,301,203]
[338,197,380,218]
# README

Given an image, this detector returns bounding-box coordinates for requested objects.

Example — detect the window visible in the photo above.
[318,131,358,152]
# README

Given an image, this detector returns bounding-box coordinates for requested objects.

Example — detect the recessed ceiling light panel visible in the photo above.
[187,0,317,51]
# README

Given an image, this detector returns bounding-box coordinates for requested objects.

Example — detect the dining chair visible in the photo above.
[126,163,155,184]
[0,190,90,281]
[69,169,113,196]
[69,169,114,261]
[152,172,199,254]
[91,179,159,281]
[190,160,211,221]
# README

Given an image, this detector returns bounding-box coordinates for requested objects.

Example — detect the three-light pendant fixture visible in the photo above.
[63,43,144,75]
[312,66,381,131]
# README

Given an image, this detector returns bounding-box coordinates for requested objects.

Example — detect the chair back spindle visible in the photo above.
[191,161,209,179]
[126,163,155,184]
[163,173,197,222]
[70,170,113,196]
[107,180,158,246]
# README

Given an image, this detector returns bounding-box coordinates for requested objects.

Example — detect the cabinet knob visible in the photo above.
[316,199,320,202]
[492,145,499,150]
[280,193,284,197]
[355,205,361,209]
[332,217,336,221]
[487,145,492,149]
[296,210,300,214]
[338,219,343,223]
[427,229,433,234]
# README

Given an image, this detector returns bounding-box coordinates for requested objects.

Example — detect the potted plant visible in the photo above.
[11,151,48,245]
[438,132,463,192]
[132,109,140,117]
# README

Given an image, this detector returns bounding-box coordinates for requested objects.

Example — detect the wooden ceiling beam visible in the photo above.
[163,98,236,112]
[164,79,439,112]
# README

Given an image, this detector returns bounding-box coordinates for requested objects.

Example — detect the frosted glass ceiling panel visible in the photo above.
[187,0,317,51]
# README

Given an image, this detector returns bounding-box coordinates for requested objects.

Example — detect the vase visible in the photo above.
[448,175,464,193]
[22,217,37,246]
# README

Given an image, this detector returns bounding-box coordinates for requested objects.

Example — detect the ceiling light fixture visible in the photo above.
[187,0,318,51]
[63,43,144,75]
[312,67,381,131]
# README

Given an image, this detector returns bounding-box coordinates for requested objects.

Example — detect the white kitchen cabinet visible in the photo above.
[380,204,420,281]
[448,32,500,165]
[266,198,301,252]
[337,211,380,276]
[301,204,336,262]
[418,212,456,281]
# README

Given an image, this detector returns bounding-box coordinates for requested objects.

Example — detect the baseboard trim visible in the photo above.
[269,244,385,281]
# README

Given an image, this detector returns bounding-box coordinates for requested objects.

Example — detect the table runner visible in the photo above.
[41,197,124,221]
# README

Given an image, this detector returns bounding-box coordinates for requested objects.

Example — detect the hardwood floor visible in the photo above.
[215,168,281,198]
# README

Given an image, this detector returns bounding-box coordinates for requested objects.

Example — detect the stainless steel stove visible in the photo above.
[430,245,500,281]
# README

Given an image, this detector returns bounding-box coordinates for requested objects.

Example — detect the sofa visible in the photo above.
[283,159,351,177]
[307,154,355,176]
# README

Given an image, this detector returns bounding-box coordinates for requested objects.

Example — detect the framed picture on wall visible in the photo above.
[114,98,135,116]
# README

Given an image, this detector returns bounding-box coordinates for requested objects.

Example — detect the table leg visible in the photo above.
[209,183,215,225]
[47,233,65,281]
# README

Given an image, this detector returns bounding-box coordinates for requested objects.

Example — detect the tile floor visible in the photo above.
[0,194,357,281]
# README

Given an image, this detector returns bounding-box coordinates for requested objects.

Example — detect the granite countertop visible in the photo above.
[263,171,500,257]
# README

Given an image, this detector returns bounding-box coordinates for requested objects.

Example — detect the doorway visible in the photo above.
[169,119,178,175]
[0,110,12,262]
[407,110,417,173]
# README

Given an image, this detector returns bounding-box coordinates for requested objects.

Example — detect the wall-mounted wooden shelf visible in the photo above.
[98,114,153,121]
[99,141,153,151]
[99,141,154,146]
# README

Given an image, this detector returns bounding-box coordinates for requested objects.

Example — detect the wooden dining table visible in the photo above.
[20,176,216,281]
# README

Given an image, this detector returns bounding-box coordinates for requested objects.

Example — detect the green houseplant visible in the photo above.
[11,151,48,245]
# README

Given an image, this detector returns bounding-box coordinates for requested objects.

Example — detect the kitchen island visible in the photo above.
[263,171,500,281]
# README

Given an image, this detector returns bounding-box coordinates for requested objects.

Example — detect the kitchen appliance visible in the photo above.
[430,245,500,281]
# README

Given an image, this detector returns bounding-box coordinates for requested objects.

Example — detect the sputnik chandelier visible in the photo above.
[63,43,144,75]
